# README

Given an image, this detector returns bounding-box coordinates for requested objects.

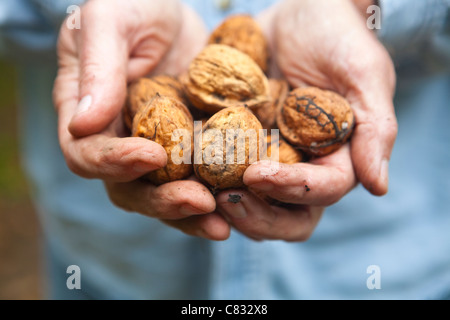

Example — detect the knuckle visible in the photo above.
[384,117,398,144]
[355,119,378,142]
[80,60,102,86]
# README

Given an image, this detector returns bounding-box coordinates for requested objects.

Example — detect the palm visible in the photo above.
[257,0,397,196]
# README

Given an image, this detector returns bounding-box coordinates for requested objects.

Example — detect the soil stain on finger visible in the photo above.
[228,194,243,204]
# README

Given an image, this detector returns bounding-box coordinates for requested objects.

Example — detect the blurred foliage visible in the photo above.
[0,60,29,201]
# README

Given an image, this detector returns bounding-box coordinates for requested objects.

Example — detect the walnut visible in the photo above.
[277,87,355,156]
[253,78,289,129]
[208,14,269,73]
[124,75,188,130]
[181,44,270,114]
[263,134,304,164]
[194,106,263,190]
[132,94,194,185]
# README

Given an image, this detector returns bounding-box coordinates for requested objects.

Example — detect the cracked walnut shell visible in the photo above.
[194,106,263,190]
[208,14,269,73]
[124,75,187,130]
[181,44,270,114]
[277,87,355,156]
[132,94,193,185]
[253,78,289,129]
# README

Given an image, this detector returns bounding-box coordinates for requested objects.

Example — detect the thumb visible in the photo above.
[68,4,129,137]
[349,80,398,196]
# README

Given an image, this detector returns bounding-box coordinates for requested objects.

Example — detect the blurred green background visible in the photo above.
[0,60,43,300]
[0,61,26,198]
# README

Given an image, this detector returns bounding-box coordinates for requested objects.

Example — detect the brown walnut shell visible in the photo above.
[253,78,289,129]
[132,94,194,185]
[208,14,269,73]
[181,44,270,114]
[262,134,304,164]
[277,87,355,156]
[194,106,263,190]
[124,75,188,130]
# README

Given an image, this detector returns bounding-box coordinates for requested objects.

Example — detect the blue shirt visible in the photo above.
[1,0,450,299]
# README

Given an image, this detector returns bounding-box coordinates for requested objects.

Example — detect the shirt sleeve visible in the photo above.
[378,0,450,53]
[0,0,85,61]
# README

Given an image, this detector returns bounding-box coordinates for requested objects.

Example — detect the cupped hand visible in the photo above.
[263,0,397,196]
[217,145,354,241]
[53,0,230,240]
[215,0,397,241]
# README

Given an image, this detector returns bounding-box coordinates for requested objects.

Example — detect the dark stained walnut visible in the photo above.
[277,87,355,156]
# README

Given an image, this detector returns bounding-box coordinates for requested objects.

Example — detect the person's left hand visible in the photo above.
[215,0,397,241]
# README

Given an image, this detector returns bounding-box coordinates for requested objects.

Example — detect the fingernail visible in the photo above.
[222,202,247,219]
[76,95,92,115]
[250,182,274,192]
[179,205,204,216]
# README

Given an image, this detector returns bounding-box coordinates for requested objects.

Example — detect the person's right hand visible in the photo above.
[53,0,231,240]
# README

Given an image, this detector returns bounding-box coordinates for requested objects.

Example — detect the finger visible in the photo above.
[65,2,130,137]
[351,106,397,196]
[54,64,168,182]
[346,49,398,196]
[105,179,216,220]
[244,144,356,206]
[162,213,231,241]
[64,135,167,181]
[216,190,324,241]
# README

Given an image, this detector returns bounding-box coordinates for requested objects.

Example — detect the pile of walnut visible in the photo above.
[123,14,355,191]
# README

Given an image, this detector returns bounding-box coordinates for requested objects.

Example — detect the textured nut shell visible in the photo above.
[254,78,289,129]
[181,44,270,114]
[124,75,188,130]
[132,95,193,185]
[262,134,304,164]
[277,87,355,156]
[208,14,269,73]
[194,106,263,190]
